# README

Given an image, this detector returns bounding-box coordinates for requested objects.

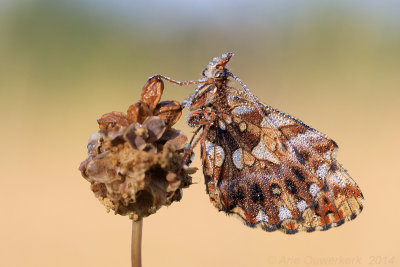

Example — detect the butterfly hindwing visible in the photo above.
[200,89,363,234]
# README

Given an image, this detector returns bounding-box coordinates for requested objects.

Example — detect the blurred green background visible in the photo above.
[1,1,399,266]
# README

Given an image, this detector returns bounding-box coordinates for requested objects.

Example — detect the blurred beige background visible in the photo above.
[1,1,399,266]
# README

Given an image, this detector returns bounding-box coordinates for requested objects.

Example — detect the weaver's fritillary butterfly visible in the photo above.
[152,53,364,234]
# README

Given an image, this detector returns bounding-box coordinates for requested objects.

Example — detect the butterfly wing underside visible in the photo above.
[201,89,364,234]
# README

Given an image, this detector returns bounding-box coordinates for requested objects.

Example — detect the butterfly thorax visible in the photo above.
[186,53,233,128]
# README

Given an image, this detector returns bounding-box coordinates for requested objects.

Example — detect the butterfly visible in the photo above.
[152,52,364,234]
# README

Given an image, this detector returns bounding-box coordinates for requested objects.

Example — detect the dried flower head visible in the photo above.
[79,77,196,221]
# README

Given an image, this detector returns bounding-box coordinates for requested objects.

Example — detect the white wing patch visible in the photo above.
[316,164,329,179]
[251,137,279,164]
[256,210,269,222]
[232,106,254,116]
[232,148,243,169]
[214,145,225,167]
[266,113,293,128]
[279,206,292,221]
[309,183,320,197]
[297,200,307,212]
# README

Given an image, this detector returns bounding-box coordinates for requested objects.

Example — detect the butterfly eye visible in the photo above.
[214,70,226,79]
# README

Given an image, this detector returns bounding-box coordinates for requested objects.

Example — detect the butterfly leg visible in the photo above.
[180,125,210,172]
[187,126,203,148]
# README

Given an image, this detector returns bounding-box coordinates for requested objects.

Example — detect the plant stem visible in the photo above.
[131,219,143,267]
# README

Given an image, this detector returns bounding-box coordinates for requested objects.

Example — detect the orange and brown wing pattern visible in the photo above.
[151,53,364,234]
[201,89,363,234]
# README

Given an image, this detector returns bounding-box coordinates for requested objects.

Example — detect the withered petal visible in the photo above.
[79,159,89,179]
[127,102,152,124]
[143,116,166,142]
[91,182,108,198]
[166,172,178,182]
[97,112,130,133]
[124,124,148,150]
[183,166,198,175]
[154,101,182,128]
[140,77,164,112]
[164,130,188,150]
[87,133,103,156]
[159,128,181,142]
[126,103,140,123]
[167,180,182,193]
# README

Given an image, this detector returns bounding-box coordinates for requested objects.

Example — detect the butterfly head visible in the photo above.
[201,52,233,80]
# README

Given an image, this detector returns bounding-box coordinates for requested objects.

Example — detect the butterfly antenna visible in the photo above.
[227,71,283,142]
[150,74,206,86]
[227,71,261,105]
[150,75,207,110]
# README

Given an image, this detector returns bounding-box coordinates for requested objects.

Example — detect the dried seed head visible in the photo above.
[79,77,196,221]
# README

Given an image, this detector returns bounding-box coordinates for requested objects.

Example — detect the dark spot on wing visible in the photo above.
[285,228,298,235]
[250,183,265,204]
[285,178,298,194]
[336,219,345,226]
[321,183,329,192]
[262,225,277,232]
[325,210,334,216]
[307,227,316,232]
[232,186,245,201]
[292,167,305,182]
[281,142,288,151]
[300,151,310,161]
[322,224,332,231]
[332,140,338,148]
[293,148,306,165]
[295,196,304,202]
[228,202,237,211]
[330,162,338,172]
